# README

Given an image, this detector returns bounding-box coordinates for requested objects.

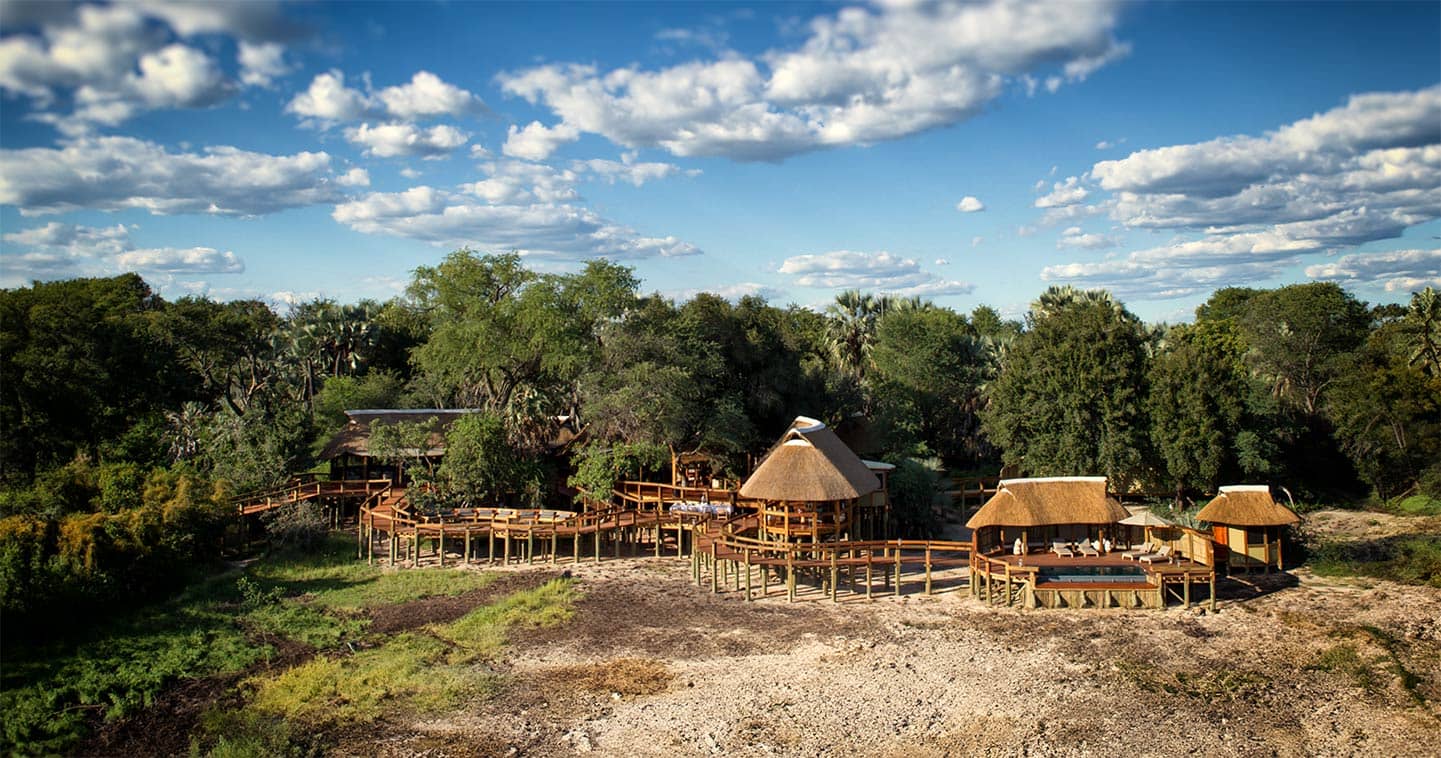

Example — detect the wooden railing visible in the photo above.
[235,478,393,515]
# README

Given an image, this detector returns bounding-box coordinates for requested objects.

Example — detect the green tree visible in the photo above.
[1234,282,1370,415]
[869,307,993,463]
[1404,287,1441,376]
[312,372,405,433]
[1149,321,1279,496]
[406,251,638,437]
[1,275,176,478]
[1328,316,1441,500]
[981,286,1154,487]
[439,413,541,506]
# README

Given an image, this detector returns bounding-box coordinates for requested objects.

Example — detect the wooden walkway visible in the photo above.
[238,479,1217,609]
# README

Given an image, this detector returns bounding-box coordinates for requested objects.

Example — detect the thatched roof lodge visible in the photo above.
[966,476,1128,551]
[966,476,1127,529]
[1197,485,1299,572]
[321,409,475,484]
[740,416,886,541]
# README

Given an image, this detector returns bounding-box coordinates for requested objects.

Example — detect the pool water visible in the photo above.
[1037,565,1150,583]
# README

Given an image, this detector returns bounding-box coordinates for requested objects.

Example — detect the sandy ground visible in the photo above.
[328,510,1440,758]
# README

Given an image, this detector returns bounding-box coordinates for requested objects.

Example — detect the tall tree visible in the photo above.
[1149,321,1279,497]
[1235,282,1370,415]
[981,286,1154,487]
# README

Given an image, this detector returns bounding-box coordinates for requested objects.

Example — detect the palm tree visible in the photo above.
[1406,287,1440,376]
[825,290,882,381]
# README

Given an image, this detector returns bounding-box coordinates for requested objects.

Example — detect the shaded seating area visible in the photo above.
[968,477,1216,610]
[1197,485,1300,573]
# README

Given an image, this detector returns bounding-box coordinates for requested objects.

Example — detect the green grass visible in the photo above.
[200,577,577,755]
[1309,535,1441,588]
[1391,494,1441,517]
[0,533,507,756]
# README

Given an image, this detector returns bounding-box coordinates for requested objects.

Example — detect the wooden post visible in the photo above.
[865,549,873,600]
[786,552,795,603]
[830,549,839,603]
[527,527,535,565]
[744,549,753,601]
[893,548,902,598]
[925,545,933,596]
[503,529,511,564]
[488,528,496,565]
[438,521,445,568]
[1209,573,1217,611]
[464,529,472,565]
[711,542,719,594]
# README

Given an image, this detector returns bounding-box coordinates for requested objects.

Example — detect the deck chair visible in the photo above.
[1051,541,1074,558]
[1138,545,1173,564]
[1076,540,1100,558]
[1119,542,1153,561]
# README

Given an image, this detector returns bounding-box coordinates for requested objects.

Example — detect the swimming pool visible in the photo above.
[1036,565,1150,584]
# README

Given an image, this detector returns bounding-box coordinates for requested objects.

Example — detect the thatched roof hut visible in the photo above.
[1197,485,1300,526]
[740,417,880,502]
[965,476,1127,529]
[319,410,472,460]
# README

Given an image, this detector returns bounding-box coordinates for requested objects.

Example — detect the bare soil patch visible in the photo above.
[366,570,562,634]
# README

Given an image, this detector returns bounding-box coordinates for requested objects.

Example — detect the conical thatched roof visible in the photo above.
[1197,485,1300,526]
[739,417,880,501]
[965,477,1128,529]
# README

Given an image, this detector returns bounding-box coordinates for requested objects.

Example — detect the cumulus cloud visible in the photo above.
[1,221,244,286]
[572,152,696,187]
[503,121,581,161]
[1044,86,1441,299]
[777,250,973,297]
[1058,226,1118,250]
[336,167,371,187]
[1306,248,1441,293]
[1035,176,1089,208]
[346,122,469,159]
[287,69,482,125]
[498,0,1127,161]
[0,2,300,131]
[955,195,985,213]
[237,41,290,87]
[331,165,700,262]
[669,282,788,302]
[0,136,350,215]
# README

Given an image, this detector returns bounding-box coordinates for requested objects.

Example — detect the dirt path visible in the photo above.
[331,555,1439,758]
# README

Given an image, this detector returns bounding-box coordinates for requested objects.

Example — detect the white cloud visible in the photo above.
[377,70,483,119]
[0,136,349,215]
[287,69,482,126]
[669,282,787,302]
[346,122,469,158]
[331,176,700,262]
[336,167,371,187]
[1058,226,1118,250]
[285,69,372,123]
[955,195,985,213]
[573,152,695,187]
[1,221,244,286]
[934,258,950,266]
[1035,176,1089,208]
[461,159,578,205]
[237,41,290,87]
[1306,248,1441,293]
[1045,86,1441,299]
[0,2,299,131]
[498,0,1127,161]
[971,236,983,247]
[777,250,973,296]
[503,121,581,161]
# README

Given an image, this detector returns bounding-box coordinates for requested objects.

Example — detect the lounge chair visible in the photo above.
[1138,545,1174,564]
[1076,540,1100,558]
[1051,541,1074,558]
[1119,542,1154,561]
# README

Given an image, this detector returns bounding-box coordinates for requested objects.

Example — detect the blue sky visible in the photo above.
[1,0,1437,321]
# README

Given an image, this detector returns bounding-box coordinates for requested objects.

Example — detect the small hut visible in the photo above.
[966,477,1129,554]
[740,417,880,542]
[1196,485,1299,573]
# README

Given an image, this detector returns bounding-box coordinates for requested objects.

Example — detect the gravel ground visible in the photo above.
[335,512,1441,758]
